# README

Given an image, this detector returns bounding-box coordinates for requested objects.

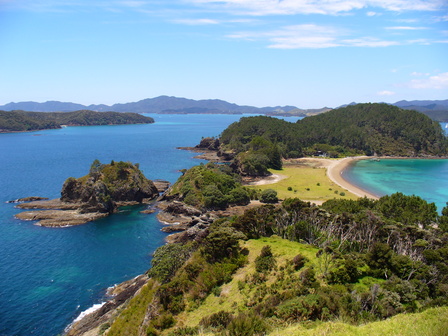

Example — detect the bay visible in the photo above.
[344,122,448,213]
[0,116,445,336]
[0,114,299,336]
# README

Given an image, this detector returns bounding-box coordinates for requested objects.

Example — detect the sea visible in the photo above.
[0,116,446,336]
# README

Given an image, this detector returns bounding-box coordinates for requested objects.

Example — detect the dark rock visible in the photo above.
[7,196,49,203]
[195,137,220,150]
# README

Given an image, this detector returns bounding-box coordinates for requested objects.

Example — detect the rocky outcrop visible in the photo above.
[195,137,220,150]
[14,160,160,227]
[65,274,150,336]
[6,196,49,203]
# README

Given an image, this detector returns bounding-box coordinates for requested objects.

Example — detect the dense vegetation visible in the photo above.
[100,192,448,335]
[61,159,158,213]
[219,103,448,175]
[0,110,154,132]
[165,163,255,210]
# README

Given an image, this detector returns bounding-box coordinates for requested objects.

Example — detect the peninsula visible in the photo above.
[0,110,154,132]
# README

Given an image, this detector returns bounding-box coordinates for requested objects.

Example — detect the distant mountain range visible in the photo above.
[0,96,447,121]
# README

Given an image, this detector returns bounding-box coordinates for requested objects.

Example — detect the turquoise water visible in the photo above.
[344,122,448,212]
[344,159,448,212]
[0,116,445,335]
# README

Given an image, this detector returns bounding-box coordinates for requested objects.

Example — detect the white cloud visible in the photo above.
[189,0,444,16]
[408,72,448,89]
[386,26,427,30]
[377,90,395,96]
[342,37,398,47]
[411,72,430,76]
[228,24,400,49]
[267,24,341,49]
[367,11,377,16]
[173,18,219,25]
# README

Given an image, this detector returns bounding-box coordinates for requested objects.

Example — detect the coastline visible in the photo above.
[326,157,380,200]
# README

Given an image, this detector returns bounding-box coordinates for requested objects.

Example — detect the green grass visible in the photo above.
[107,279,156,336]
[267,306,448,336]
[175,236,320,329]
[249,165,358,202]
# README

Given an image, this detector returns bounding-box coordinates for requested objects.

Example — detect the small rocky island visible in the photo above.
[15,160,162,227]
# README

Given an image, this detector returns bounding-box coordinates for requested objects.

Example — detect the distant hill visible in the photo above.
[0,96,315,116]
[0,110,154,132]
[1,97,446,121]
[392,100,448,122]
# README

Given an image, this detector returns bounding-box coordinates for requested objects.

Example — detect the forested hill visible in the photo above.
[294,103,447,156]
[0,110,155,132]
[217,103,448,175]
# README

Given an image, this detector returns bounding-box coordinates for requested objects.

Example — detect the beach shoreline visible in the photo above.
[325,157,380,200]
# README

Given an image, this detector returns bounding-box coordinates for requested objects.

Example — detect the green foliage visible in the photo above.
[375,192,437,228]
[167,326,199,336]
[202,225,246,262]
[226,312,267,336]
[260,189,278,204]
[151,313,175,330]
[167,163,250,210]
[255,245,276,273]
[148,243,193,283]
[199,310,233,330]
[218,104,448,174]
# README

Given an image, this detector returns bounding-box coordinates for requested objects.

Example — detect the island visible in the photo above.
[65,104,448,336]
[0,110,154,132]
[15,160,163,227]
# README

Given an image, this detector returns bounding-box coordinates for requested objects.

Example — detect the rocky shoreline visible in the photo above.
[12,161,171,228]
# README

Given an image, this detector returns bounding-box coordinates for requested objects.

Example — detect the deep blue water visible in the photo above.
[0,116,446,335]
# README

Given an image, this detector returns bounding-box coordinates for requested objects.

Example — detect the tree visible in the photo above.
[260,189,278,204]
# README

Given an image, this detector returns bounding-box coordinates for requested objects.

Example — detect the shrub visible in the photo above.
[260,189,278,204]
[200,310,233,330]
[226,312,267,336]
[292,254,308,271]
[167,327,199,336]
[227,187,251,206]
[152,313,175,330]
[287,186,293,191]
[255,245,276,273]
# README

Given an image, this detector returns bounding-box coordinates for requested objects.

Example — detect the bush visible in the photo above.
[260,189,278,204]
[226,312,267,336]
[152,313,175,330]
[200,310,233,330]
[167,327,199,336]
[255,245,276,273]
[292,254,308,271]
[227,187,251,206]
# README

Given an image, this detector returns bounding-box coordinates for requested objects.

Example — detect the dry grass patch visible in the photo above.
[249,165,357,201]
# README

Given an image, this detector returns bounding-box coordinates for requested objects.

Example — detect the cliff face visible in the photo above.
[61,160,159,213]
[15,160,160,227]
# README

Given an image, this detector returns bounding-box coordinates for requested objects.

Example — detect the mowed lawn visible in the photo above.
[248,165,358,202]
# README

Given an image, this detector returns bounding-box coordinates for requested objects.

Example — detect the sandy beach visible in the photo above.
[307,156,380,200]
[252,156,380,200]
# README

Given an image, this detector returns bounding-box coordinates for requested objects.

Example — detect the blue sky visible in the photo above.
[0,0,447,108]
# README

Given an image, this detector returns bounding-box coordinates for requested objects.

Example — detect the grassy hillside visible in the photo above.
[94,193,448,336]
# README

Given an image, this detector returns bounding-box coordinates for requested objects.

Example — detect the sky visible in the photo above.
[0,0,447,109]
